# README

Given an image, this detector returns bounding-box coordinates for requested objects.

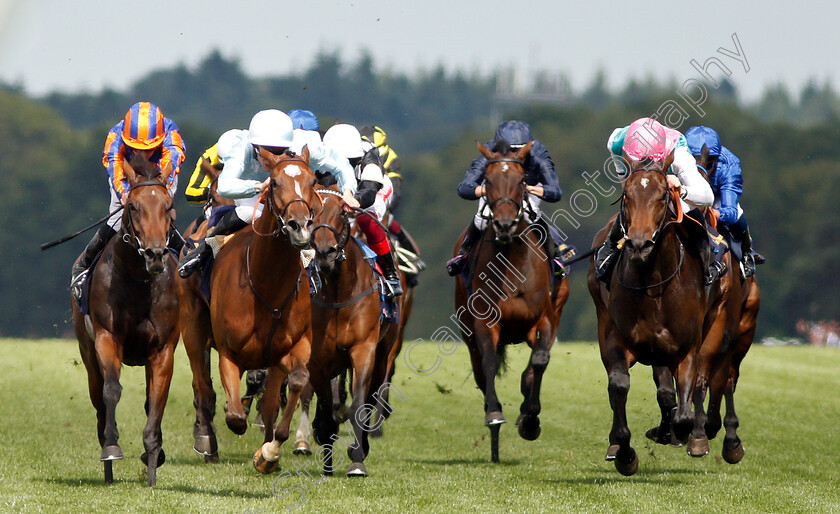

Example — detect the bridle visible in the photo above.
[311,189,349,262]
[481,157,531,234]
[255,157,317,238]
[121,180,174,258]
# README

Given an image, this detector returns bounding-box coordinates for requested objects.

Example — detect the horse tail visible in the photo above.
[495,342,509,376]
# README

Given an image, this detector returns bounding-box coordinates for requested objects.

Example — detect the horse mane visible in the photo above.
[491,139,513,155]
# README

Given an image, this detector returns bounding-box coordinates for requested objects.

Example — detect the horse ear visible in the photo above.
[123,159,139,186]
[515,140,533,159]
[476,140,492,159]
[300,144,310,163]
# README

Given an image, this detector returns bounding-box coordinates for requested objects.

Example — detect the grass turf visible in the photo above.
[1,339,838,513]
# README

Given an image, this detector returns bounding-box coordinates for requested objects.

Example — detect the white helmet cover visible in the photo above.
[248,109,294,147]
[323,124,365,159]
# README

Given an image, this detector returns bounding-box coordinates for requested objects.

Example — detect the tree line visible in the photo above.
[2,50,837,340]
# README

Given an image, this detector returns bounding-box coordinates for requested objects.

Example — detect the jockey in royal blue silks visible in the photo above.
[685,126,764,278]
[446,120,575,277]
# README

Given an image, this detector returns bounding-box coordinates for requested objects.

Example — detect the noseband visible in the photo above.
[311,189,349,261]
[122,180,173,258]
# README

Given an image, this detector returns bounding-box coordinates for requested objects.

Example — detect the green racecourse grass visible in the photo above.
[1,339,839,513]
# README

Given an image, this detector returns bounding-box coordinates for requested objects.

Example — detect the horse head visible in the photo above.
[311,184,349,274]
[261,145,322,249]
[693,143,716,185]
[121,153,174,275]
[477,139,533,244]
[621,159,673,264]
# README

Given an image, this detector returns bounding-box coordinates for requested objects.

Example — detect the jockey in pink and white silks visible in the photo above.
[177,110,359,296]
[323,124,403,297]
[594,117,729,285]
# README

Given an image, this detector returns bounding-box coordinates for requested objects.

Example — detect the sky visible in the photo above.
[0,0,837,102]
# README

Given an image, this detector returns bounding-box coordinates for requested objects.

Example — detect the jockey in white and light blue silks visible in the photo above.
[446,120,573,278]
[177,110,359,295]
[685,126,763,277]
[594,117,731,285]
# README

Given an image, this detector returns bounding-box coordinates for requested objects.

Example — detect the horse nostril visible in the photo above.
[642,240,655,250]
[288,220,300,232]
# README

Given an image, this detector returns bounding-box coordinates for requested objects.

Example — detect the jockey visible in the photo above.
[323,124,404,297]
[446,120,572,277]
[183,129,241,221]
[359,124,423,267]
[70,101,185,301]
[685,126,765,277]
[177,110,359,296]
[594,117,722,284]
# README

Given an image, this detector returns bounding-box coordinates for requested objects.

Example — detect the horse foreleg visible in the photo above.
[331,372,349,423]
[345,340,378,476]
[312,379,339,475]
[647,366,679,446]
[218,350,247,435]
[182,305,218,461]
[293,382,314,455]
[673,354,699,444]
[141,343,175,487]
[605,355,637,475]
[517,318,552,442]
[95,332,124,470]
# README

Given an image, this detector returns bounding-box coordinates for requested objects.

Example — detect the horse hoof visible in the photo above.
[687,437,710,458]
[484,411,507,426]
[293,441,312,456]
[645,426,675,446]
[615,448,639,476]
[605,444,620,461]
[226,413,248,435]
[193,435,218,456]
[141,449,166,467]
[204,452,219,463]
[333,405,350,423]
[722,442,745,464]
[346,462,368,477]
[100,445,124,461]
[370,426,384,438]
[253,412,265,430]
[517,415,541,441]
[253,448,280,474]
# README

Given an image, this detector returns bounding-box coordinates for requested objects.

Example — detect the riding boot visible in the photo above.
[178,210,247,278]
[70,224,117,301]
[168,225,185,254]
[446,223,482,276]
[594,217,624,283]
[377,252,403,297]
[686,209,728,285]
[740,227,764,277]
[306,259,322,297]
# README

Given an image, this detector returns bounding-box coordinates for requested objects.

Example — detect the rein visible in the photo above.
[481,157,531,237]
[121,180,175,255]
[311,189,350,262]
[253,158,317,238]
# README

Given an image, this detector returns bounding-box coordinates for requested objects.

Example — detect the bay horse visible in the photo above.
[307,184,396,476]
[72,155,179,486]
[454,140,570,463]
[587,157,730,475]
[645,145,760,463]
[180,146,320,474]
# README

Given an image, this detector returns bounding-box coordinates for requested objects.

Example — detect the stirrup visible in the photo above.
[706,261,727,285]
[446,254,467,277]
[178,247,206,279]
[70,269,89,301]
[385,279,403,297]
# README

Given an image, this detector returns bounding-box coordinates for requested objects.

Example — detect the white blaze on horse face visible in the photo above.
[284,165,302,178]
[641,178,649,188]
[294,180,303,198]
[502,164,509,172]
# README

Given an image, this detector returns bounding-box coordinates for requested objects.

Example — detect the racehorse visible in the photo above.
[587,156,730,475]
[180,147,320,473]
[307,184,395,476]
[644,145,761,463]
[72,155,179,486]
[454,140,570,463]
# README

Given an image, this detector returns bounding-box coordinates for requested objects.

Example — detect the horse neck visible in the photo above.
[475,222,544,289]
[248,213,302,284]
[619,225,684,287]
[111,231,152,284]
[325,241,371,296]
